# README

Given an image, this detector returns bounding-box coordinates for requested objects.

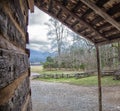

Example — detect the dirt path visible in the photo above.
[31,80,120,111]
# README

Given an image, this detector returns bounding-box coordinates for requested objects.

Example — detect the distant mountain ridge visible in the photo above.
[30,49,53,63]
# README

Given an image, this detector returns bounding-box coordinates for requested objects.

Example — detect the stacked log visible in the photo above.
[0,0,32,111]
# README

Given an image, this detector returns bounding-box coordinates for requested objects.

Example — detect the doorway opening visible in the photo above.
[28,6,120,111]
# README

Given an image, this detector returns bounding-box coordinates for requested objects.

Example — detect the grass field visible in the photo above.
[31,65,82,74]
[31,66,43,73]
[31,66,120,86]
[37,76,120,86]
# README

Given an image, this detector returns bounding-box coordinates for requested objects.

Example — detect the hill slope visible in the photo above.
[30,49,53,63]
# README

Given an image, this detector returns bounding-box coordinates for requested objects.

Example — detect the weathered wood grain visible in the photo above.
[0,49,29,89]
[0,76,31,111]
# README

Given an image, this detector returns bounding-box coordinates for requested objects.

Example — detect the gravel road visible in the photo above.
[31,80,120,111]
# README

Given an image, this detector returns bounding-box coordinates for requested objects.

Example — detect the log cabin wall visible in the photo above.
[0,0,32,111]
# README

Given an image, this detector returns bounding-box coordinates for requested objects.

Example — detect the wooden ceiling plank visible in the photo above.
[83,31,93,36]
[82,0,109,18]
[82,9,92,18]
[78,27,88,33]
[64,15,70,22]
[80,0,120,31]
[95,0,109,7]
[56,9,62,17]
[27,0,34,13]
[91,16,103,25]
[108,33,120,40]
[115,16,120,22]
[107,3,120,16]
[97,23,110,30]
[71,1,83,12]
[62,0,68,6]
[54,0,107,40]
[71,20,79,27]
[102,28,117,35]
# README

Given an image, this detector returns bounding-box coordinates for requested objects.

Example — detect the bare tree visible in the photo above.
[45,18,69,69]
[45,18,68,57]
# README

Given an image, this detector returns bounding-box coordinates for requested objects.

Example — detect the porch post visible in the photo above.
[96,45,102,111]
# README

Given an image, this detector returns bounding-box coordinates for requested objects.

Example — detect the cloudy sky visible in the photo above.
[28,6,51,52]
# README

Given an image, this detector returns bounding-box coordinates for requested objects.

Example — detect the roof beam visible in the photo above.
[64,15,70,22]
[107,3,120,16]
[71,20,79,27]
[56,9,62,17]
[54,0,107,40]
[96,0,109,7]
[71,1,83,12]
[27,0,34,13]
[82,9,92,18]
[96,37,120,46]
[48,0,53,12]
[62,0,68,6]
[80,0,120,31]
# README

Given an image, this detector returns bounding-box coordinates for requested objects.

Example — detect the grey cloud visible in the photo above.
[38,45,51,52]
[30,40,49,45]
[29,7,50,25]
[27,43,51,52]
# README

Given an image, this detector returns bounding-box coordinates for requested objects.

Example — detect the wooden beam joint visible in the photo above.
[80,0,120,31]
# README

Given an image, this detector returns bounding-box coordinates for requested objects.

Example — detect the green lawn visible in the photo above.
[37,76,120,86]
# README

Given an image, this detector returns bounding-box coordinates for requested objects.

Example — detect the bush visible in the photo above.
[80,64,85,70]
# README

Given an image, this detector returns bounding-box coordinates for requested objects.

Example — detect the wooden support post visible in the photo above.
[96,45,102,111]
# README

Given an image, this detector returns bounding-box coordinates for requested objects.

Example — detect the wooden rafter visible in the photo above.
[57,9,62,17]
[27,0,34,12]
[96,0,109,7]
[80,0,120,31]
[115,16,120,22]
[53,0,107,40]
[64,15,70,22]
[71,20,79,27]
[82,9,92,18]
[96,37,120,46]
[103,28,117,35]
[82,0,109,18]
[107,3,120,15]
[91,16,103,25]
[48,0,53,12]
[71,1,83,12]
[78,27,87,33]
[97,23,110,30]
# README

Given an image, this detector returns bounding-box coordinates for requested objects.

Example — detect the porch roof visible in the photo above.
[33,0,120,45]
